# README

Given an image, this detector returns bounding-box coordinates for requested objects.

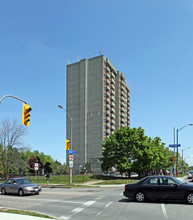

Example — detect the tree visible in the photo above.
[100,127,168,176]
[0,118,27,178]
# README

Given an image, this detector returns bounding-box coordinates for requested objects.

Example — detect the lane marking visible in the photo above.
[83,201,96,206]
[72,207,84,213]
[96,201,113,216]
[1,197,83,204]
[161,204,168,219]
[105,201,112,208]
[59,200,96,220]
[41,192,104,197]
[58,215,72,220]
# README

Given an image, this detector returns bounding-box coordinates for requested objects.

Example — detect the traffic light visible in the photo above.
[22,103,32,126]
[170,156,177,162]
[66,140,70,150]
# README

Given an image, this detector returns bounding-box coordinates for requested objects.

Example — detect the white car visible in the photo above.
[187,171,193,179]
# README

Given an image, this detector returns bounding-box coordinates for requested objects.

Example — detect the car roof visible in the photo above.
[7,178,27,180]
[146,175,172,178]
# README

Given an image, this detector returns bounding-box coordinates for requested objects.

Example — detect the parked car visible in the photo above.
[187,171,193,179]
[123,175,193,204]
[0,178,42,196]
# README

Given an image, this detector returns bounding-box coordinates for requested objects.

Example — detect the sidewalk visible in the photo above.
[0,212,54,220]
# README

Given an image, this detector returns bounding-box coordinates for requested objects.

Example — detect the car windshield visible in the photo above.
[170,177,184,185]
[16,179,32,185]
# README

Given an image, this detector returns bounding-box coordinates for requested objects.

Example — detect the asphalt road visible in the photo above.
[0,177,193,220]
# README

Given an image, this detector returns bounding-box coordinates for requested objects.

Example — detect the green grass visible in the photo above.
[94,178,137,185]
[0,208,55,219]
[27,175,94,185]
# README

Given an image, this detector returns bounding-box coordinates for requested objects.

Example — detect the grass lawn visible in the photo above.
[0,208,55,219]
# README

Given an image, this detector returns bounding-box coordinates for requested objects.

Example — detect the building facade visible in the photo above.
[66,55,130,174]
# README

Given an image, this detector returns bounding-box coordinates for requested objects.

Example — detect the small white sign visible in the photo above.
[69,160,73,168]
[35,163,39,170]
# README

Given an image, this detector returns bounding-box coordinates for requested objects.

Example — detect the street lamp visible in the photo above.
[58,105,73,185]
[176,124,193,175]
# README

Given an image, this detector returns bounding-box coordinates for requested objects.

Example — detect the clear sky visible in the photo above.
[0,0,193,166]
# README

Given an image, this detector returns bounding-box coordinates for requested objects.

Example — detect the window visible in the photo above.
[143,178,159,185]
[160,178,175,186]
[5,180,12,184]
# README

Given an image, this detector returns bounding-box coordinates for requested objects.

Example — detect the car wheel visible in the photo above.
[135,191,145,202]
[1,188,6,195]
[186,192,193,204]
[18,189,24,196]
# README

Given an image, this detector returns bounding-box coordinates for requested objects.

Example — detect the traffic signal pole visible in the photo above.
[0,95,27,104]
[0,95,32,126]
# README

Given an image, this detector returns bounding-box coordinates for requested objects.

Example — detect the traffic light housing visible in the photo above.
[22,103,32,126]
[170,156,177,162]
[66,140,70,150]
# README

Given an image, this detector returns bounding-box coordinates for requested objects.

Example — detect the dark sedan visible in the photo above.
[123,175,193,204]
[0,178,42,196]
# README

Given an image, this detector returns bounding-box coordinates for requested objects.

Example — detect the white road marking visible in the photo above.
[59,200,96,220]
[96,201,113,216]
[161,204,168,219]
[83,201,96,206]
[72,207,84,213]
[0,197,83,204]
[59,215,72,220]
[105,201,112,208]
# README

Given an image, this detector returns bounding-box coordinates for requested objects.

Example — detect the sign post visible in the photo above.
[34,163,38,183]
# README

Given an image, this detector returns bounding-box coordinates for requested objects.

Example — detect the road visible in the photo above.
[0,177,193,220]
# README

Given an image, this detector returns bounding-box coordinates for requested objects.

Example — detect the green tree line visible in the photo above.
[100,127,189,176]
[0,118,67,179]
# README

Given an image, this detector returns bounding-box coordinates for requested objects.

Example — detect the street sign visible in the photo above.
[69,155,74,161]
[69,160,73,168]
[67,150,76,154]
[169,144,181,148]
[34,163,39,171]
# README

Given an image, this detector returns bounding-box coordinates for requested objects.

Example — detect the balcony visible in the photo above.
[106,72,110,79]
[106,91,110,98]
[106,79,110,85]
[111,119,115,125]
[106,110,111,116]
[106,97,110,104]
[106,116,111,122]
[111,125,115,130]
[111,96,115,102]
[111,108,115,114]
[111,102,115,108]
[111,90,115,96]
[106,104,110,110]
[111,78,115,84]
[106,129,111,135]
[106,122,111,128]
[111,113,115,119]
[106,85,110,91]
[111,84,115,90]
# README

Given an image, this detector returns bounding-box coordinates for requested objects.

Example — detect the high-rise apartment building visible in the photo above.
[66,55,130,174]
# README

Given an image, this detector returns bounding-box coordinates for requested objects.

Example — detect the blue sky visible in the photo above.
[1,0,193,166]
